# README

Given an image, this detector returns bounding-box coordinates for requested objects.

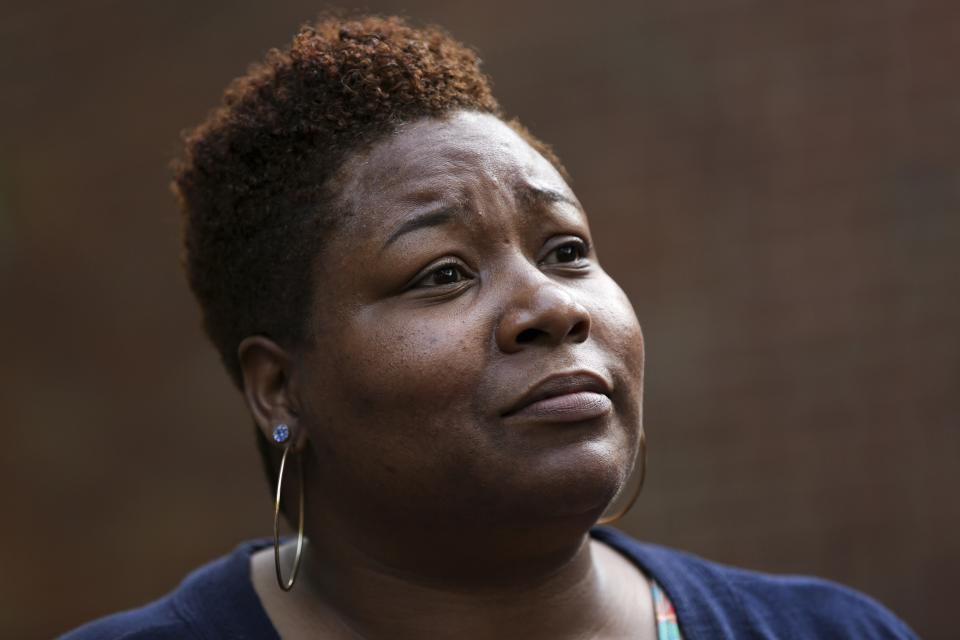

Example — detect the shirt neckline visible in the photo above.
[177,529,686,639]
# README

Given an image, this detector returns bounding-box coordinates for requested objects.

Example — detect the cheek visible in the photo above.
[591,275,645,379]
[586,274,645,466]
[305,304,491,465]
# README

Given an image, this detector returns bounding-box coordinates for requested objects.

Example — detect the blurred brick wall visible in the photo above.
[1,1,957,638]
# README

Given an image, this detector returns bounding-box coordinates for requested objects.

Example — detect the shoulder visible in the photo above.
[59,594,194,640]
[718,563,918,639]
[591,527,918,639]
[59,540,277,640]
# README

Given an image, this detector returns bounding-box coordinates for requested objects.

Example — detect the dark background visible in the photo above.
[1,1,957,638]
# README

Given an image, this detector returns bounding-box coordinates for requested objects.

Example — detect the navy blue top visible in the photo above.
[62,527,917,639]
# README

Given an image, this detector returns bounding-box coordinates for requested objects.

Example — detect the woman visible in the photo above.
[64,15,916,639]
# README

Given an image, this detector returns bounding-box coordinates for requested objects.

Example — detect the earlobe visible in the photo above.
[237,336,304,449]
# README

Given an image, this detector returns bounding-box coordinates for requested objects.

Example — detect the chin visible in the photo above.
[498,434,633,525]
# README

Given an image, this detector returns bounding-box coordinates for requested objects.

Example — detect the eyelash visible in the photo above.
[416,262,471,288]
[412,239,590,290]
[542,238,590,266]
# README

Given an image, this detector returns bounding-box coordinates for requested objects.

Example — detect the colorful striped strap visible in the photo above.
[651,579,684,640]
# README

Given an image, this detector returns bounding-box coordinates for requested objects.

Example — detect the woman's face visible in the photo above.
[294,111,644,536]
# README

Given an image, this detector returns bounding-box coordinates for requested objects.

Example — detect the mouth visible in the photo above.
[501,370,613,423]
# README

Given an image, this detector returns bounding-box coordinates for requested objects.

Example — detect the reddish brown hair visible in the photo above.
[173,14,563,386]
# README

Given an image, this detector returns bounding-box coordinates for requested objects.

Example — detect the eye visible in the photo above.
[414,262,469,288]
[541,239,590,266]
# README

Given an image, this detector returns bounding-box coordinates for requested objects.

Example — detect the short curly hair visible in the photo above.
[173,14,564,387]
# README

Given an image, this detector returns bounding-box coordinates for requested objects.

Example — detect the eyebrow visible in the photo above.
[379,185,581,252]
[381,204,465,252]
[514,184,581,211]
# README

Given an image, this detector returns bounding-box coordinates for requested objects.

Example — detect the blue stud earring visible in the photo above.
[272,423,290,445]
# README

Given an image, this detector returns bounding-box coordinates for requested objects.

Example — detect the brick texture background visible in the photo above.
[1,1,957,637]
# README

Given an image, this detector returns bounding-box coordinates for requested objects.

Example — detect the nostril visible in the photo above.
[570,320,589,341]
[516,328,541,344]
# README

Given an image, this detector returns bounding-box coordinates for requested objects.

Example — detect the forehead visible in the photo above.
[331,111,573,229]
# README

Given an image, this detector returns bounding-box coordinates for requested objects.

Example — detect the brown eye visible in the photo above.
[433,266,461,284]
[542,240,588,265]
[555,244,579,263]
[419,264,466,287]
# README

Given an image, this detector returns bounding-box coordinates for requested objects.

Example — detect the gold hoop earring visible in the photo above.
[597,431,647,525]
[274,443,305,591]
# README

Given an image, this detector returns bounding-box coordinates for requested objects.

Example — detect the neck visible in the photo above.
[277,516,643,639]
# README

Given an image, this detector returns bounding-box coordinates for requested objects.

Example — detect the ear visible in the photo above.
[237,336,308,452]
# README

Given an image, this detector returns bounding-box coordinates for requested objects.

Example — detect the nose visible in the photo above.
[495,274,592,354]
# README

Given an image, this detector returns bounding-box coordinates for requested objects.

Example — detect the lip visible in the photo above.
[501,370,614,423]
